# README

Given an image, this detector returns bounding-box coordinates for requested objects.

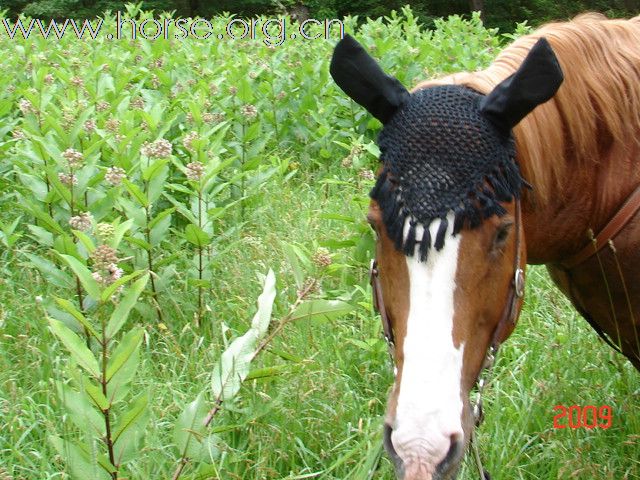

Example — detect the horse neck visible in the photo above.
[521,138,640,265]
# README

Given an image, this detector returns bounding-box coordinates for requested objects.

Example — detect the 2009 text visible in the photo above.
[552,405,612,429]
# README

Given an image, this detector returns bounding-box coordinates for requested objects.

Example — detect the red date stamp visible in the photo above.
[553,405,612,429]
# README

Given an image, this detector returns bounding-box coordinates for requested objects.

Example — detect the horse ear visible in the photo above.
[330,34,410,124]
[480,37,564,134]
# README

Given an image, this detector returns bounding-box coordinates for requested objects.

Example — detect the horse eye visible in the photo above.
[493,223,512,249]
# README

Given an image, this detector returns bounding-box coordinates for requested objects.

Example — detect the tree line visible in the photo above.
[1,0,638,32]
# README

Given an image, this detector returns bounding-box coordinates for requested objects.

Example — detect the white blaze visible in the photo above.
[391,213,465,468]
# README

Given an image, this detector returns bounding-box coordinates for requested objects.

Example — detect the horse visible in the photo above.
[330,13,640,480]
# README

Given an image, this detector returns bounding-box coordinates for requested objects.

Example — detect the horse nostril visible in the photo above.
[383,423,403,473]
[436,434,464,474]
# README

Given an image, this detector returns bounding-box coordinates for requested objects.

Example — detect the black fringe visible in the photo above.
[452,206,465,235]
[370,157,524,262]
[434,217,448,251]
[390,210,406,251]
[403,219,418,256]
[419,223,431,262]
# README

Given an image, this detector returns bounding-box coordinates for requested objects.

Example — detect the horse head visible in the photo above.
[331,35,563,479]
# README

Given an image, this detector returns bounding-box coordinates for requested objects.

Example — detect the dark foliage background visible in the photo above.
[0,0,638,32]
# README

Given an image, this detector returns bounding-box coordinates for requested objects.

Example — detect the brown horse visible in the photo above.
[330,14,640,480]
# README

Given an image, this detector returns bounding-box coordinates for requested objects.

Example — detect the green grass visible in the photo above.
[1,174,638,479]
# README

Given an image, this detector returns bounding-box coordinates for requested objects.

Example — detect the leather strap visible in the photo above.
[562,184,640,269]
[370,259,394,351]
[490,199,525,348]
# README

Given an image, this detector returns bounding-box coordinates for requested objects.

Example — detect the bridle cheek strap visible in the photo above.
[490,199,525,349]
[370,259,394,358]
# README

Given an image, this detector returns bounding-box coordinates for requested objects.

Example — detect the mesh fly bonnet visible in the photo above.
[330,35,563,261]
[371,85,520,261]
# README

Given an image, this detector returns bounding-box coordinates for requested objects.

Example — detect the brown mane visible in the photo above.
[414,13,640,206]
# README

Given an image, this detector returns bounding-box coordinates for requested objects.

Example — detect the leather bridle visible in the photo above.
[368,200,525,478]
[562,184,640,269]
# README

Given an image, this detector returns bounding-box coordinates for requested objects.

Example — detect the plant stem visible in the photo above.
[141,168,163,324]
[197,188,204,328]
[171,279,317,480]
[36,88,53,217]
[101,316,118,479]
[204,278,315,424]
[36,143,53,218]
[75,275,90,348]
[270,81,279,139]
[240,119,246,221]
[68,165,90,347]
[144,204,163,323]
[171,458,189,480]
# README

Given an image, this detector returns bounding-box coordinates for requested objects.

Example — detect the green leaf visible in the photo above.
[22,199,64,234]
[109,218,134,249]
[211,270,276,400]
[112,391,149,444]
[173,392,207,457]
[0,215,21,237]
[163,192,198,224]
[266,347,304,363]
[290,300,355,323]
[23,252,73,289]
[106,327,144,382]
[100,270,144,303]
[187,278,212,288]
[26,225,54,247]
[148,207,175,229]
[142,158,168,181]
[149,210,172,246]
[282,243,305,290]
[49,319,100,378]
[104,275,148,338]
[53,234,80,258]
[237,76,253,103]
[113,422,144,466]
[49,172,73,204]
[125,235,152,251]
[55,381,104,436]
[83,381,110,411]
[321,239,357,249]
[49,436,113,480]
[123,179,149,207]
[54,297,99,339]
[147,162,169,204]
[185,224,211,247]
[250,269,276,336]
[189,434,221,463]
[72,230,96,254]
[246,364,300,380]
[57,254,101,300]
[211,331,258,401]
[106,355,137,405]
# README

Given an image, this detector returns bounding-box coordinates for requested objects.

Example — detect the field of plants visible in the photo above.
[0,5,638,479]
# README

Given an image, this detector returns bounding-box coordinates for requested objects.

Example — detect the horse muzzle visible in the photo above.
[384,423,464,480]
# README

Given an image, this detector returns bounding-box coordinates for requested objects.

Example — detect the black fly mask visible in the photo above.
[330,35,563,261]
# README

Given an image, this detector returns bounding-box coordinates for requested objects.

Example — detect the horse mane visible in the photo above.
[414,13,640,205]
